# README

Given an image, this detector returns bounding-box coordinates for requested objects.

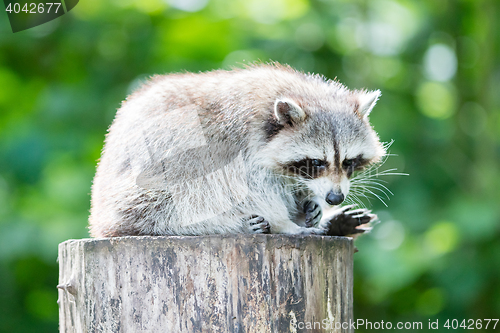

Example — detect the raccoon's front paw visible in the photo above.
[323,205,377,236]
[304,200,322,228]
[246,215,271,234]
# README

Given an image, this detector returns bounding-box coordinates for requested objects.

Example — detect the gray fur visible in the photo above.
[89,63,385,237]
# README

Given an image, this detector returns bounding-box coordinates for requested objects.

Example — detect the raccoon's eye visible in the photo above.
[311,159,324,167]
[342,159,355,169]
[285,158,328,179]
[343,155,370,178]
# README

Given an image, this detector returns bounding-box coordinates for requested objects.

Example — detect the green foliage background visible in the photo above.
[0,0,499,331]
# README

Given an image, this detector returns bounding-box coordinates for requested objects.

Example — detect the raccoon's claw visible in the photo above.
[247,215,271,234]
[304,200,323,228]
[324,205,377,236]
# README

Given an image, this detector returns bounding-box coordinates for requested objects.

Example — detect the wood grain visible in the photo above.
[58,235,353,333]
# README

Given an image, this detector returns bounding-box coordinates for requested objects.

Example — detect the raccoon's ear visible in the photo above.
[274,98,306,126]
[357,90,381,117]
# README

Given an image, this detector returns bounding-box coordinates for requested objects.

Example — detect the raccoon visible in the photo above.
[89,63,386,238]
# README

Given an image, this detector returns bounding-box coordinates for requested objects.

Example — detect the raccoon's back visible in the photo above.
[89,70,261,236]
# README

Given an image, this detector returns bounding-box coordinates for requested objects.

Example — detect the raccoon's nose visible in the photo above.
[326,191,344,205]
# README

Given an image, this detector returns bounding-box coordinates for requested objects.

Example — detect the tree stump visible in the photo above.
[58,235,354,332]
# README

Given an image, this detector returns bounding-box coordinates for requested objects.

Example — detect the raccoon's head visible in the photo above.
[260,89,385,208]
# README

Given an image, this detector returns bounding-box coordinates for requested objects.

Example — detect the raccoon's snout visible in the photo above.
[326,191,344,206]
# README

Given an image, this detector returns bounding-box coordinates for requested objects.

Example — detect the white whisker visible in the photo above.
[345,144,407,208]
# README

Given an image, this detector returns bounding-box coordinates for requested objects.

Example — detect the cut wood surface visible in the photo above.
[58,235,354,333]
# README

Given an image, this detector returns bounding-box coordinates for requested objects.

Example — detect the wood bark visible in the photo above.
[58,235,353,332]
